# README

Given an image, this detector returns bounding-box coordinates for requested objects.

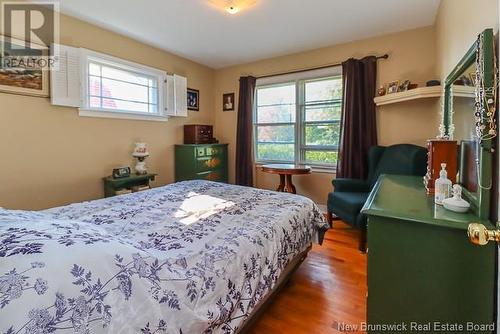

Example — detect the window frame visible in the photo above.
[79,49,167,122]
[254,81,297,164]
[300,76,342,168]
[253,67,342,170]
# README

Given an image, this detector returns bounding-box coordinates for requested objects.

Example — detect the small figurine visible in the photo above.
[442,184,470,213]
[377,86,386,96]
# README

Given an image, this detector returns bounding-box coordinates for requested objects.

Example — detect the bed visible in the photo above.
[0,180,328,333]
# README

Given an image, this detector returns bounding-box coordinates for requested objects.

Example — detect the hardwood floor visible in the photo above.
[248,221,367,334]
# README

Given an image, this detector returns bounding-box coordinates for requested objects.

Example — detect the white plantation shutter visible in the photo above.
[164,75,175,116]
[50,44,81,107]
[163,74,187,117]
[174,74,188,117]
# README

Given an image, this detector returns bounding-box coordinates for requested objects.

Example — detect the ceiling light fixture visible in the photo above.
[226,5,239,14]
[208,0,256,14]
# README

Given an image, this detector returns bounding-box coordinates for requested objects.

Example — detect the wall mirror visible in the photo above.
[441,28,497,219]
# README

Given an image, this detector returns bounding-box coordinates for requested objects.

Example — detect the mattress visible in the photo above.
[0,180,328,333]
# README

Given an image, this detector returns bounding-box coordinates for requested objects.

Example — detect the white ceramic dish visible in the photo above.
[442,184,470,213]
[442,199,469,213]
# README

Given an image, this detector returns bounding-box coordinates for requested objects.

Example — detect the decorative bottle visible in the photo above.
[434,163,452,205]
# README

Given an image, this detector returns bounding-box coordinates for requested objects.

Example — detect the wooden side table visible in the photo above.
[103,173,156,197]
[261,164,311,194]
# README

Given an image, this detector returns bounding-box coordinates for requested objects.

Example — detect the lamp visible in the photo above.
[132,142,150,175]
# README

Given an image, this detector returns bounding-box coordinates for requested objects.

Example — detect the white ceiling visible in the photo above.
[59,0,441,69]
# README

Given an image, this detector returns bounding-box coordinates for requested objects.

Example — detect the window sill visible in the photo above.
[78,108,168,122]
[254,163,336,174]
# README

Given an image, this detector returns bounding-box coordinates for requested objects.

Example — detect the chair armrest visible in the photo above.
[332,178,370,192]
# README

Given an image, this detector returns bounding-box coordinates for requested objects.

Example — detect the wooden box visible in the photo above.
[184,124,216,144]
[423,139,458,194]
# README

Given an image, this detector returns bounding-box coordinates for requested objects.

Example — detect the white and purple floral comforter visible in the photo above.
[0,180,328,334]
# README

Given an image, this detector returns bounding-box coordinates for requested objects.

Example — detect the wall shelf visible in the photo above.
[374,85,475,106]
[451,85,475,98]
[374,86,442,106]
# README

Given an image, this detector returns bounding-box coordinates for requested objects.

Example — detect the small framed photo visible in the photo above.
[187,88,199,111]
[386,81,399,94]
[223,93,235,111]
[398,80,411,92]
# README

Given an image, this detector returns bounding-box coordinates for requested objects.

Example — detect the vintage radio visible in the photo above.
[423,139,458,195]
[184,124,217,144]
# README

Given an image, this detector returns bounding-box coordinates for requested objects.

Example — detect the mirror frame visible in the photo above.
[442,28,495,219]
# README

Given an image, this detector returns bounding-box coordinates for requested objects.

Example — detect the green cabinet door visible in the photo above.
[362,175,496,333]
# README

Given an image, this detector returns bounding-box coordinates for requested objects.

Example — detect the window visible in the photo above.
[79,50,166,121]
[255,83,296,161]
[303,77,342,165]
[254,67,342,168]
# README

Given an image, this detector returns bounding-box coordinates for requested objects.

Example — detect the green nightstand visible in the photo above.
[103,173,157,197]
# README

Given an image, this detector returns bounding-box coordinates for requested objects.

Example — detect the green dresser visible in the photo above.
[175,144,228,183]
[362,175,495,333]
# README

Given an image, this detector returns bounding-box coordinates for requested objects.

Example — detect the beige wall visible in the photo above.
[0,14,215,210]
[436,0,499,80]
[5,2,498,210]
[214,26,438,205]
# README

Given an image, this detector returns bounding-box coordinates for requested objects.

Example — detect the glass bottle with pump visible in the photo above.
[435,163,452,205]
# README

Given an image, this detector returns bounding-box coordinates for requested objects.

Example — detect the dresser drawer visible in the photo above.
[196,169,226,182]
[196,147,206,157]
[195,146,225,158]
[196,157,223,171]
[205,146,224,156]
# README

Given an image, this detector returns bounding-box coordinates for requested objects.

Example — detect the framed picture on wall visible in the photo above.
[187,88,199,111]
[0,35,49,97]
[398,80,411,92]
[223,93,235,111]
[386,80,399,94]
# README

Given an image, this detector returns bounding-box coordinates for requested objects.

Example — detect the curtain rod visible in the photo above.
[255,54,389,79]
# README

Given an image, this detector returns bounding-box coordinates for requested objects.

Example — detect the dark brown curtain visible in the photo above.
[235,76,256,186]
[336,56,378,179]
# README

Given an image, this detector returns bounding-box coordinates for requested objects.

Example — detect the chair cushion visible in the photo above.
[328,191,369,226]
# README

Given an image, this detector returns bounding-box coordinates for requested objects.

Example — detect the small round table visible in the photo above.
[261,164,312,194]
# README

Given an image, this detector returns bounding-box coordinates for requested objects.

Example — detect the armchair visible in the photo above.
[327,144,427,252]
